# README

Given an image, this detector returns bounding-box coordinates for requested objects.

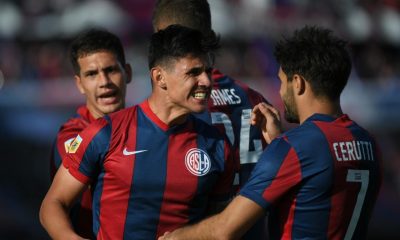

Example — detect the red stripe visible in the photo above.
[262,148,301,203]
[261,147,301,238]
[212,68,225,80]
[97,109,137,240]
[64,118,109,184]
[155,123,199,238]
[281,197,297,239]
[140,100,169,131]
[314,120,360,239]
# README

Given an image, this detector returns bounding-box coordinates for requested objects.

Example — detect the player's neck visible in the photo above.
[147,95,189,126]
[298,97,342,124]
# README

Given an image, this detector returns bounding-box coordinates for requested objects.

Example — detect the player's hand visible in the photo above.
[251,102,282,144]
[158,231,171,240]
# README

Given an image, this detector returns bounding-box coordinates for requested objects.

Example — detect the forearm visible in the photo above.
[39,197,84,240]
[162,215,234,240]
[160,196,264,240]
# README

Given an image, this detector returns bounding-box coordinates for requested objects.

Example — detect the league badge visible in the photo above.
[68,135,82,153]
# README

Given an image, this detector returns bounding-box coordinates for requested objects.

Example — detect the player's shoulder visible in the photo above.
[190,115,226,140]
[57,107,91,137]
[103,105,138,127]
[284,121,327,143]
[58,116,86,133]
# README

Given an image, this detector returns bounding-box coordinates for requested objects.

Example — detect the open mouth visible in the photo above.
[192,87,210,101]
[98,90,119,104]
[193,92,207,100]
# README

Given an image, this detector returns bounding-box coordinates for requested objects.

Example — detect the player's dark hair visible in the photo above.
[148,24,220,70]
[69,28,126,75]
[152,0,212,35]
[274,26,352,100]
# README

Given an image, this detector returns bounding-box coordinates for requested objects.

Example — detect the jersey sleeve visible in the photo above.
[63,117,112,184]
[50,123,84,180]
[239,137,302,209]
[209,137,235,201]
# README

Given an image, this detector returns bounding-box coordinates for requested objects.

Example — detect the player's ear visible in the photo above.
[292,74,305,96]
[150,67,167,90]
[124,63,133,84]
[75,75,85,94]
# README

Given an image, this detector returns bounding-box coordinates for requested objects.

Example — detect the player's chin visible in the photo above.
[99,102,124,114]
[188,96,209,112]
[190,104,208,113]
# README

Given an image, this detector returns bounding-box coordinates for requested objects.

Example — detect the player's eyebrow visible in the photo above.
[83,69,98,77]
[186,66,205,76]
[102,64,120,73]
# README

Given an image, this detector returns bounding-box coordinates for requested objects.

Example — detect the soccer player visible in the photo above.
[40,25,234,240]
[159,26,382,240]
[49,28,132,238]
[152,1,271,238]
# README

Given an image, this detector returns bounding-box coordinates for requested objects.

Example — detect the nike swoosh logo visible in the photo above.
[123,148,148,156]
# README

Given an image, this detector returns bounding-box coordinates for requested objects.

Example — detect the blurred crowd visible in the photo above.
[1,0,400,84]
[0,0,399,239]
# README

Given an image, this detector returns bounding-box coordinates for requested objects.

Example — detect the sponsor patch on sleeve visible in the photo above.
[68,135,82,153]
[64,138,75,153]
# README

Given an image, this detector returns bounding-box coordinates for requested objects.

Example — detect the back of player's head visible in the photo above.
[148,24,220,70]
[69,28,126,75]
[274,26,352,101]
[152,0,212,35]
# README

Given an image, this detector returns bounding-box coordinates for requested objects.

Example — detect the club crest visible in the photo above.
[185,148,211,176]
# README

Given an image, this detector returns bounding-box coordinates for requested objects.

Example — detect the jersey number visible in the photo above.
[210,109,263,164]
[344,169,369,240]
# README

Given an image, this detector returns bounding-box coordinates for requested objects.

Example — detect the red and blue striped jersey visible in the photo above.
[240,114,382,239]
[64,100,234,239]
[50,105,95,238]
[195,69,270,239]
[51,105,96,178]
[203,69,269,187]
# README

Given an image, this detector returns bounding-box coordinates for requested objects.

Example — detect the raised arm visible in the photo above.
[39,165,89,240]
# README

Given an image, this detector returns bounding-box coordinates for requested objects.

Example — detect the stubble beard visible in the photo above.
[283,88,300,124]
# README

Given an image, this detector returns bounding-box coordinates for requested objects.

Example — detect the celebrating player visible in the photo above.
[49,28,132,238]
[152,1,272,238]
[159,26,382,240]
[40,25,234,240]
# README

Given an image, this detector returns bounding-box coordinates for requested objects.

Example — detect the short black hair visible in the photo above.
[148,24,220,70]
[69,28,126,75]
[152,0,212,35]
[274,26,352,100]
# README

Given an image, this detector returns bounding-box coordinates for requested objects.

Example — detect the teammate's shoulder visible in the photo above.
[57,107,91,134]
[283,120,331,146]
[191,115,226,139]
[107,105,138,122]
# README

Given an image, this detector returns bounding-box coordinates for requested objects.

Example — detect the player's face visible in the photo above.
[279,67,299,123]
[162,54,213,114]
[75,51,131,119]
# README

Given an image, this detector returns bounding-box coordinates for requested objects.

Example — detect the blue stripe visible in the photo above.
[346,122,381,238]
[239,137,291,209]
[187,118,225,222]
[123,109,168,240]
[286,121,333,239]
[78,120,111,178]
[84,116,112,236]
